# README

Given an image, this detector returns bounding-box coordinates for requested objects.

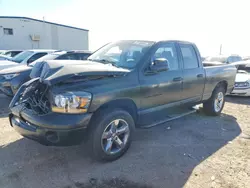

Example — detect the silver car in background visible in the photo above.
[231,62,250,96]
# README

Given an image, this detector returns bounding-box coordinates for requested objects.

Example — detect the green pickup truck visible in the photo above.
[9,40,237,161]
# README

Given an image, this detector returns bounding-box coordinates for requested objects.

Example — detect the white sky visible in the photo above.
[3,0,250,56]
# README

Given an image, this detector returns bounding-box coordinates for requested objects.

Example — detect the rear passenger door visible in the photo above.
[178,43,205,103]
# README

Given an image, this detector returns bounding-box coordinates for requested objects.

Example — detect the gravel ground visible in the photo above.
[0,94,249,188]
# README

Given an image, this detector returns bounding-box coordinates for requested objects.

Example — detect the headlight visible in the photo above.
[52,91,92,114]
[235,82,250,87]
[3,73,19,80]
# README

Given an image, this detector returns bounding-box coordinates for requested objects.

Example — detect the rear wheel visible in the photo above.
[203,86,225,116]
[88,109,135,161]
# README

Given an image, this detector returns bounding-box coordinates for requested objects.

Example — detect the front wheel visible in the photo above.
[88,109,135,161]
[203,86,225,116]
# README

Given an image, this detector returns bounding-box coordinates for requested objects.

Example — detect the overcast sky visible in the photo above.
[0,0,249,56]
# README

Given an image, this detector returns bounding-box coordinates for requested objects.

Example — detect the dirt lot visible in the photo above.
[0,94,249,188]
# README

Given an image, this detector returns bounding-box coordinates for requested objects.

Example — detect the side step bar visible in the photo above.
[140,107,198,129]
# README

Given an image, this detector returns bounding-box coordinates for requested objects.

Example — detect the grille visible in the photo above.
[20,81,51,115]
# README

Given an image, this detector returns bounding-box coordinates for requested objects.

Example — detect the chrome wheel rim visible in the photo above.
[214,92,224,112]
[101,119,130,155]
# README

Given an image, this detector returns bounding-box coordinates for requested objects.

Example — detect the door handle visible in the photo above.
[197,74,204,78]
[173,77,183,82]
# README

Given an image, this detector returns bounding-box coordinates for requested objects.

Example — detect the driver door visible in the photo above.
[139,42,183,111]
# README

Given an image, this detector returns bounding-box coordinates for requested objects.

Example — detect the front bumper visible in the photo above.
[230,87,250,96]
[9,105,93,146]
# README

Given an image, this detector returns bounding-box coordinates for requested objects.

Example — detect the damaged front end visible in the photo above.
[9,77,93,146]
[9,78,51,115]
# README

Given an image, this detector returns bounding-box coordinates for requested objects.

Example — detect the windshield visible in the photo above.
[88,40,154,69]
[12,51,33,63]
[29,52,66,66]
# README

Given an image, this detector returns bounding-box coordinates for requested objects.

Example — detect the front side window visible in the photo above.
[88,40,154,69]
[180,44,199,69]
[3,28,13,35]
[152,43,179,70]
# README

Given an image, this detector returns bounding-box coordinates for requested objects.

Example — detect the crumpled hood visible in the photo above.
[235,73,250,82]
[31,60,130,85]
[0,65,32,74]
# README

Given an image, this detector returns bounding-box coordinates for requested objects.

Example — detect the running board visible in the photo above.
[139,109,197,129]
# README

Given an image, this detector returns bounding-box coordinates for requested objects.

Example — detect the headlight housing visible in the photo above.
[52,91,92,114]
[235,82,250,88]
[3,73,19,80]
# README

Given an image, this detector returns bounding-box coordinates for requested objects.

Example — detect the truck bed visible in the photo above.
[202,64,237,100]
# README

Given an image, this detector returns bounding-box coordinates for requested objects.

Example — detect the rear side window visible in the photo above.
[76,53,91,60]
[11,51,22,57]
[180,44,199,69]
[29,53,48,62]
[56,53,78,60]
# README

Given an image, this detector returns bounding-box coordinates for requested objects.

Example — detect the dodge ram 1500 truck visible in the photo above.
[9,40,237,161]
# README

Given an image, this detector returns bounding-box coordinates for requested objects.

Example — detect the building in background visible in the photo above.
[0,16,89,50]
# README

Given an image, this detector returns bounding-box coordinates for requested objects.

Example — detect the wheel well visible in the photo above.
[92,99,138,123]
[215,81,228,93]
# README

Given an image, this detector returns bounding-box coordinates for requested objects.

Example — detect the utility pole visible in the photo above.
[219,44,222,55]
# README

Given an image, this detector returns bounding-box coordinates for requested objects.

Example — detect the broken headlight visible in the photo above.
[52,91,92,114]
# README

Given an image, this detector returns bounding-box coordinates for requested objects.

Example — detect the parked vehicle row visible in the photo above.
[204,55,250,96]
[0,50,23,57]
[231,62,250,96]
[8,40,237,161]
[0,55,12,61]
[205,55,242,64]
[0,50,92,96]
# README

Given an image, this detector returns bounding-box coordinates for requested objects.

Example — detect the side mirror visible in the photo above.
[149,58,169,73]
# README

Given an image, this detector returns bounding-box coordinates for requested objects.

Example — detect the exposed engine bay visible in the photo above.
[18,80,51,115]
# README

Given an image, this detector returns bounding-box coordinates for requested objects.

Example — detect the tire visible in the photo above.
[203,86,226,116]
[88,109,135,161]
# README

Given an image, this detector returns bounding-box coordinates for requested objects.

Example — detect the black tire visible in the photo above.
[203,86,226,116]
[88,108,135,161]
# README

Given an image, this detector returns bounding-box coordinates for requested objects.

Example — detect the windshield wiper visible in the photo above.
[88,59,120,68]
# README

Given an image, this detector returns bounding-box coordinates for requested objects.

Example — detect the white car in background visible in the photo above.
[231,62,250,96]
[205,55,242,64]
[0,49,56,70]
[0,55,12,61]
[0,50,6,55]
[1,50,23,57]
